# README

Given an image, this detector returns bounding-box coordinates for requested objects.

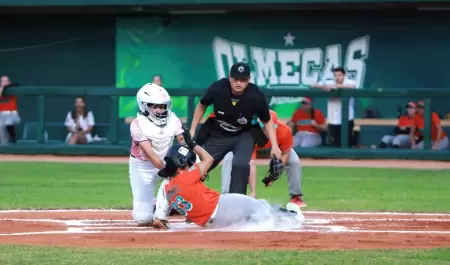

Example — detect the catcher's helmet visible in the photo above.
[164,144,197,172]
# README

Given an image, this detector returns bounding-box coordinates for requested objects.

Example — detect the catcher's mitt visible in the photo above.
[261,155,284,186]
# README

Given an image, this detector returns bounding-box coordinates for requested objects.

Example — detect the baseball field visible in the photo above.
[1,155,450,265]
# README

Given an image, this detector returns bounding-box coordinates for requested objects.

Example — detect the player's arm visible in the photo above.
[432,114,443,149]
[311,111,328,132]
[181,125,213,177]
[190,81,216,137]
[138,141,165,169]
[193,145,213,177]
[176,134,185,144]
[257,94,280,157]
[409,124,417,148]
[131,121,165,169]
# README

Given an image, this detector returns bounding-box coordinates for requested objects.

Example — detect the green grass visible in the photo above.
[1,162,450,264]
[1,162,450,212]
[0,246,449,265]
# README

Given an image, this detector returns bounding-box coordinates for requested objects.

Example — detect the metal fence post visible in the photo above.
[186,96,195,127]
[340,97,349,148]
[37,95,45,144]
[110,96,119,145]
[423,98,432,150]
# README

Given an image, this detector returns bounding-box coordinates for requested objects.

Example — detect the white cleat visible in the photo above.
[286,202,305,224]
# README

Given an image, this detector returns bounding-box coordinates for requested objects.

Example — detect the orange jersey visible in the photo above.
[0,95,18,111]
[290,109,326,133]
[397,116,414,128]
[165,166,220,226]
[414,113,447,141]
[251,121,293,159]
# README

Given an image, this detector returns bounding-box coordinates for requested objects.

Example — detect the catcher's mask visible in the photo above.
[163,144,197,177]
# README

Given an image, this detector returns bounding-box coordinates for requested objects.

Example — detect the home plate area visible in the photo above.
[0,210,450,250]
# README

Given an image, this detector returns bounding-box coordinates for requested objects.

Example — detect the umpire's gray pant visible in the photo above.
[221,149,303,196]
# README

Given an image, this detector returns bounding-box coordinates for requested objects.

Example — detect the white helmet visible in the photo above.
[136,83,172,127]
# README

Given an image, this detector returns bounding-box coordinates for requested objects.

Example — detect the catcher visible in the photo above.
[222,110,306,210]
[152,128,304,229]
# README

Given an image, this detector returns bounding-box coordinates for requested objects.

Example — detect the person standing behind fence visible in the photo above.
[411,101,449,150]
[0,75,21,144]
[64,97,95,145]
[379,102,418,149]
[287,97,327,148]
[189,62,281,195]
[313,67,357,147]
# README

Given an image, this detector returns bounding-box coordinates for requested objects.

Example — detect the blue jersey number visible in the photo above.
[171,195,193,217]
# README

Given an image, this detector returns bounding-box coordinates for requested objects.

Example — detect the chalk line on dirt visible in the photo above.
[1,209,450,216]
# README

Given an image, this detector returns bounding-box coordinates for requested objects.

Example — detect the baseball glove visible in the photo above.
[261,155,284,186]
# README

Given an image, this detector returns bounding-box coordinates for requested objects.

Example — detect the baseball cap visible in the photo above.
[406,101,417,109]
[229,62,250,79]
[416,100,425,108]
[302,97,313,104]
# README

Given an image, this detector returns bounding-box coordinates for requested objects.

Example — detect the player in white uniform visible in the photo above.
[129,83,184,226]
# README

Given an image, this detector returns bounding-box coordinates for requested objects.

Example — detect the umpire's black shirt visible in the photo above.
[200,78,271,135]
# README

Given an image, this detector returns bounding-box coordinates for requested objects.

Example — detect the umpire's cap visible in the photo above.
[230,62,251,79]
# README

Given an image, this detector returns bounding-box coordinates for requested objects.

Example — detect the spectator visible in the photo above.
[65,97,95,145]
[0,75,21,144]
[152,75,163,86]
[379,102,418,148]
[287,97,327,147]
[411,101,449,150]
[313,67,357,147]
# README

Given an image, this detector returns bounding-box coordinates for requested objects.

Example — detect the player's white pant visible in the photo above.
[206,194,304,229]
[153,178,170,221]
[129,156,159,225]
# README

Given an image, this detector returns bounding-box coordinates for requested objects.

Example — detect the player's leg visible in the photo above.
[415,141,424,149]
[392,135,411,148]
[207,193,271,228]
[379,135,394,148]
[248,159,257,198]
[209,194,303,229]
[0,112,8,145]
[203,133,234,172]
[153,178,170,228]
[434,136,449,150]
[129,157,158,225]
[328,124,341,147]
[285,150,306,208]
[292,131,304,147]
[220,151,234,194]
[299,133,322,147]
[229,132,255,194]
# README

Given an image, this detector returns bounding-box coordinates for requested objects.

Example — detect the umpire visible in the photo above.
[189,62,281,195]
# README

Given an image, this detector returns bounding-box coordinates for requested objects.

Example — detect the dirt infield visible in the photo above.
[2,154,450,169]
[1,155,450,250]
[0,210,449,250]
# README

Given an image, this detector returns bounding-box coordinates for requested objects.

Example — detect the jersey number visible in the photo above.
[171,195,193,217]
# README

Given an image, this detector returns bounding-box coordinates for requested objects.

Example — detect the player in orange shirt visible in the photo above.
[152,141,304,229]
[287,97,327,148]
[0,76,21,144]
[222,110,306,209]
[411,101,449,150]
[379,102,419,148]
